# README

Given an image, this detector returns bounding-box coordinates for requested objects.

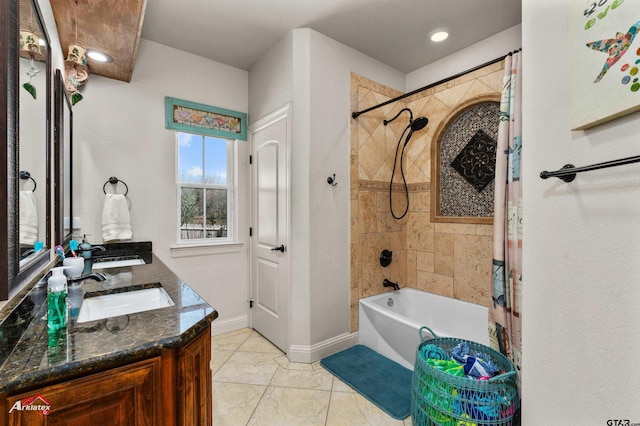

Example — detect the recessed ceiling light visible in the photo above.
[86,49,113,63]
[429,29,449,43]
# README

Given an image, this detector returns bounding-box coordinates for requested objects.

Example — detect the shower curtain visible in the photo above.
[490,51,522,388]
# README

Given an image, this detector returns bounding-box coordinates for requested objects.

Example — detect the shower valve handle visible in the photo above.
[271,245,286,253]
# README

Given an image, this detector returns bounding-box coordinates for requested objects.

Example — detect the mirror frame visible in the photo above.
[1,0,52,300]
[54,68,72,247]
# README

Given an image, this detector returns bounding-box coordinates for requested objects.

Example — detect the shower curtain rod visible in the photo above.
[351,49,522,119]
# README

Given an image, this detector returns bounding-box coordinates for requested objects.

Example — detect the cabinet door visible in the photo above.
[6,357,161,426]
[178,329,212,426]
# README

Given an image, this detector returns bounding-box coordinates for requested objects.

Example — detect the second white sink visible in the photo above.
[77,287,175,323]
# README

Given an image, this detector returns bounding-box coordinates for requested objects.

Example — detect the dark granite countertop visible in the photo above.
[0,246,217,394]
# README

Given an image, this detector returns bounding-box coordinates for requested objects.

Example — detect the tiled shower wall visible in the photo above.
[349,63,504,332]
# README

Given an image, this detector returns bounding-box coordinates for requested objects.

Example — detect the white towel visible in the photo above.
[19,190,38,245]
[102,193,132,242]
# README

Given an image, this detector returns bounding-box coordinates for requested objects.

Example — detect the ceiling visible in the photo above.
[51,0,521,82]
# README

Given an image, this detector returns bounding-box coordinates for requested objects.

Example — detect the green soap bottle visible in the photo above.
[47,267,67,331]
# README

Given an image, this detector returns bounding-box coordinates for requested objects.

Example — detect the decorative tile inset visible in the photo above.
[439,101,500,217]
[449,129,497,192]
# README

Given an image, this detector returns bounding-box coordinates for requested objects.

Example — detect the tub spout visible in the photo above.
[383,279,399,291]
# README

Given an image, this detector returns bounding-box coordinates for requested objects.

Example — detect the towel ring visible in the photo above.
[19,171,36,192]
[103,176,129,196]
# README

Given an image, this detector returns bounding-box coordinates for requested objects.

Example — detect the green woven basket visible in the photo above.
[411,326,518,426]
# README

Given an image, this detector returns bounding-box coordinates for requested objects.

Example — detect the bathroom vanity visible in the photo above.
[0,248,217,425]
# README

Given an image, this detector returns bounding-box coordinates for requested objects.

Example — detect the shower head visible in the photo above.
[403,116,428,148]
[411,116,429,131]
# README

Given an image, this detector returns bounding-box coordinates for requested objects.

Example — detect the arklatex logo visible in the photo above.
[8,394,51,415]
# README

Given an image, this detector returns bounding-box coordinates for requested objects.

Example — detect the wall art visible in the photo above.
[569,0,640,130]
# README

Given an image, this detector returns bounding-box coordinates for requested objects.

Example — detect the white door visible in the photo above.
[250,105,290,352]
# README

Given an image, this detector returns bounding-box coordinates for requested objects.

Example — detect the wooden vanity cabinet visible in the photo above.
[178,326,212,425]
[5,357,162,425]
[2,328,212,426]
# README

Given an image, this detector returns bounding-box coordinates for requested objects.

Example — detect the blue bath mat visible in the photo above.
[320,345,412,419]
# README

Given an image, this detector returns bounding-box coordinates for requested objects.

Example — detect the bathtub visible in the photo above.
[358,288,490,370]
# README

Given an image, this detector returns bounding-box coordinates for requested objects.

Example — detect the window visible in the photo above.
[176,132,233,243]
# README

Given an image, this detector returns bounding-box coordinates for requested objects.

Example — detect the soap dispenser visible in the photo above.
[47,267,68,331]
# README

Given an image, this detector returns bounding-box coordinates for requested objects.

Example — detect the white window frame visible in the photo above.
[171,132,241,257]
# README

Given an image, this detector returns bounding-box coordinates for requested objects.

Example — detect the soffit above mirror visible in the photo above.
[50,0,147,82]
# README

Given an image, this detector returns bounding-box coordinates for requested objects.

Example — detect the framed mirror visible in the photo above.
[1,0,52,300]
[54,69,73,246]
[18,0,51,262]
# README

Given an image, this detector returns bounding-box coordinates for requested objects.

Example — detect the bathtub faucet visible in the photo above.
[383,279,399,291]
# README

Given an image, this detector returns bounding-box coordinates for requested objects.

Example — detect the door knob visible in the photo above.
[271,245,286,252]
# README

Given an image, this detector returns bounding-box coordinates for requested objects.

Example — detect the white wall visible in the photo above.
[249,31,293,125]
[306,29,405,345]
[73,39,250,325]
[522,0,640,422]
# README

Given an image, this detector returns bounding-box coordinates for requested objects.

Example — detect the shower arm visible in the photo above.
[383,108,413,126]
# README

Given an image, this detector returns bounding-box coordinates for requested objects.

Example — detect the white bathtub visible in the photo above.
[358,288,490,370]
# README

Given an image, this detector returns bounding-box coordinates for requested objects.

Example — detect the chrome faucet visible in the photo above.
[383,279,399,291]
[67,272,107,284]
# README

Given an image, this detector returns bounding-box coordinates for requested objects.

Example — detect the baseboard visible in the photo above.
[210,314,250,336]
[288,331,359,363]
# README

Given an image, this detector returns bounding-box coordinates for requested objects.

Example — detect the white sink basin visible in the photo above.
[77,287,174,323]
[92,258,145,269]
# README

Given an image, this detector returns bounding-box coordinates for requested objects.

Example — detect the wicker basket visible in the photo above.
[411,326,518,426]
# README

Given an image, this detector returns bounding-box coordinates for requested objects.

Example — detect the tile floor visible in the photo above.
[211,328,413,426]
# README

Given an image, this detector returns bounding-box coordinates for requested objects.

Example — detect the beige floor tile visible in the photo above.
[325,391,407,426]
[270,365,334,391]
[210,349,234,375]
[274,354,291,369]
[238,331,283,354]
[275,354,316,372]
[211,328,252,350]
[212,382,266,426]
[248,387,331,426]
[213,351,280,385]
[331,377,356,393]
